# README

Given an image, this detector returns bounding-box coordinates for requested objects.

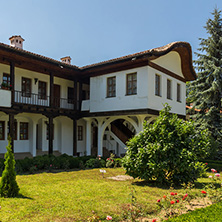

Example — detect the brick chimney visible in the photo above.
[60,56,71,64]
[9,35,25,49]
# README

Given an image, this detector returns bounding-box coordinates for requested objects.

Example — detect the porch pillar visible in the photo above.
[85,119,92,156]
[73,119,77,156]
[10,62,15,103]
[30,121,37,157]
[9,113,15,152]
[49,72,54,108]
[97,120,103,156]
[48,116,53,155]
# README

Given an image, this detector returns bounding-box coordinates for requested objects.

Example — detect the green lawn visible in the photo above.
[0,168,219,221]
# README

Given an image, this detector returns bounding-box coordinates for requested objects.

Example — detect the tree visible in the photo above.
[0,137,20,197]
[122,104,210,186]
[187,8,222,148]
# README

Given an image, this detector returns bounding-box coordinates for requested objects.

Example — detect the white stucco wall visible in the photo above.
[89,66,149,113]
[147,66,186,115]
[152,51,184,78]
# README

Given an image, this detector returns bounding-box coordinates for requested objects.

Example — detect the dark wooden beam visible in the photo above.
[78,81,82,111]
[48,116,53,155]
[73,119,77,156]
[9,113,15,152]
[10,61,15,103]
[74,80,77,110]
[148,61,186,83]
[50,72,54,108]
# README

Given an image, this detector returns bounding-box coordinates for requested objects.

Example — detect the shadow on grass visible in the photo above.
[16,193,33,200]
[132,179,220,190]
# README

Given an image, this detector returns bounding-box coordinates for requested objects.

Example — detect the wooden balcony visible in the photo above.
[14,90,76,110]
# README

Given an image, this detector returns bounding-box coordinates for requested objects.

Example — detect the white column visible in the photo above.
[85,118,92,156]
[137,115,146,134]
[97,119,104,156]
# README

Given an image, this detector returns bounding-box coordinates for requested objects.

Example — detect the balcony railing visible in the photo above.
[14,90,76,110]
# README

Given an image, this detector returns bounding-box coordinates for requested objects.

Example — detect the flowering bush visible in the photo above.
[106,153,115,168]
[122,104,211,185]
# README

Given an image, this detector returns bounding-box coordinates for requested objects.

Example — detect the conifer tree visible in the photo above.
[187,8,222,148]
[0,137,19,197]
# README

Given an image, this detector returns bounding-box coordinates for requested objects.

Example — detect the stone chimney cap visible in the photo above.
[9,35,25,41]
[60,56,71,64]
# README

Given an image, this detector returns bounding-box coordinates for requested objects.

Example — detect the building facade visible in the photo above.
[0,36,196,158]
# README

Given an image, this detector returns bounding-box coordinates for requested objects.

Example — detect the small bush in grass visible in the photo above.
[85,158,105,169]
[122,104,211,186]
[106,153,115,168]
[0,137,20,197]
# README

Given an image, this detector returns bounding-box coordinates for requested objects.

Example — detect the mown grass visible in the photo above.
[0,168,219,221]
[169,200,222,222]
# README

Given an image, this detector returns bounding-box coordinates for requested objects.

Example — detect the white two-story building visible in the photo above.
[0,36,196,158]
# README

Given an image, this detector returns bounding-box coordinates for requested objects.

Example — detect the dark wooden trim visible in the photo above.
[50,72,54,107]
[78,81,82,111]
[74,80,77,110]
[10,62,15,103]
[73,119,77,156]
[48,116,53,155]
[148,61,186,83]
[80,108,186,119]
[9,113,14,152]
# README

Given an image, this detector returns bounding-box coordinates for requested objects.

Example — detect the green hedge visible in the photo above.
[199,159,222,172]
[169,201,222,221]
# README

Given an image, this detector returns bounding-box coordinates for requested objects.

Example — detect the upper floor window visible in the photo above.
[167,79,172,100]
[38,81,47,100]
[20,122,28,140]
[126,73,137,95]
[155,74,161,96]
[177,83,181,102]
[0,121,5,140]
[2,73,11,90]
[22,77,31,97]
[68,87,74,104]
[107,76,116,97]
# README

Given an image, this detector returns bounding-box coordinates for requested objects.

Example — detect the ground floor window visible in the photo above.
[78,126,83,140]
[0,121,5,140]
[20,122,28,140]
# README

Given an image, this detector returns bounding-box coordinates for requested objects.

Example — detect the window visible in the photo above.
[0,121,5,140]
[126,73,137,95]
[68,87,74,104]
[155,74,161,96]
[78,126,83,140]
[177,83,181,102]
[38,81,47,100]
[167,79,172,100]
[2,73,11,90]
[22,77,31,97]
[7,121,17,140]
[20,122,28,140]
[107,76,116,97]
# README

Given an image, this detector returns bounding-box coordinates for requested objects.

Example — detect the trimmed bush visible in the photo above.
[0,138,20,197]
[122,104,211,186]
[85,158,105,169]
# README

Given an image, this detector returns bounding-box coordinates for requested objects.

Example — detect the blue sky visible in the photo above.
[0,0,222,67]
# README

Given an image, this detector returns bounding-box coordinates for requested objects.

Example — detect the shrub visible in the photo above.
[0,138,20,197]
[122,104,211,186]
[106,153,115,168]
[85,158,105,169]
